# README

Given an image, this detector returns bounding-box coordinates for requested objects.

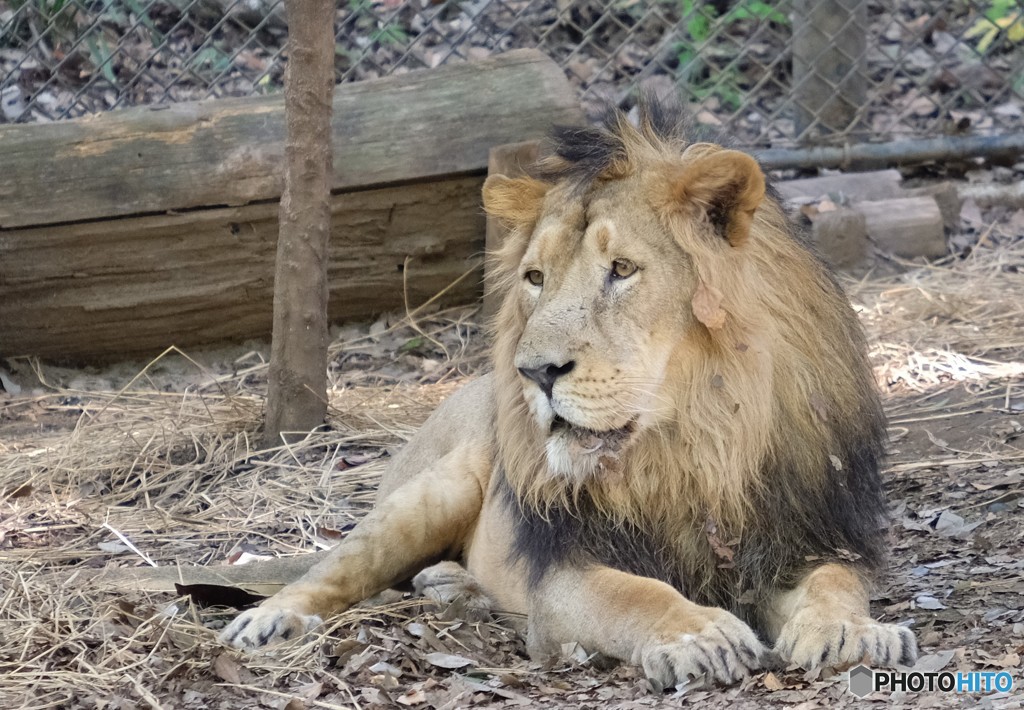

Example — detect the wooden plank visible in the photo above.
[482,140,541,320]
[0,177,485,361]
[0,50,581,228]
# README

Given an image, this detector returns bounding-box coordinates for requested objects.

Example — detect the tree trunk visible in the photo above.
[264,0,335,446]
[792,0,868,141]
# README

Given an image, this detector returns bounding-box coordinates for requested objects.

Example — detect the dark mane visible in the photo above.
[536,94,713,187]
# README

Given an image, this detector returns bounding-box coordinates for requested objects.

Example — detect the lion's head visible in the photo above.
[482,101,886,566]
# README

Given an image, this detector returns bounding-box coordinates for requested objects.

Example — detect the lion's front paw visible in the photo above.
[218,606,322,649]
[641,611,769,689]
[413,561,493,622]
[775,614,917,670]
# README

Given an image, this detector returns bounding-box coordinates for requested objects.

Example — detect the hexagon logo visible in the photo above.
[849,665,874,698]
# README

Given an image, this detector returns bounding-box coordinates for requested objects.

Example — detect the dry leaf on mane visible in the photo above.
[692,281,727,330]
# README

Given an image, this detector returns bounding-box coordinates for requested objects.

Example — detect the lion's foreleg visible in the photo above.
[767,563,917,669]
[527,565,769,688]
[220,445,487,649]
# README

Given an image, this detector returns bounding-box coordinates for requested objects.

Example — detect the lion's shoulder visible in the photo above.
[377,374,497,500]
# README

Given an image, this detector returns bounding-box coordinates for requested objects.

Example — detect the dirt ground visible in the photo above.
[2,233,1024,709]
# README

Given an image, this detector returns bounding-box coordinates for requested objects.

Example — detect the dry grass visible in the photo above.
[851,238,1024,391]
[0,307,491,709]
[2,244,1023,709]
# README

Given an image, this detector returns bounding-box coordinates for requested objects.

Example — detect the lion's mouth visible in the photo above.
[550,414,638,457]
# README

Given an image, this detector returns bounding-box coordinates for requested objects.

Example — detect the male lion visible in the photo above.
[221,100,917,687]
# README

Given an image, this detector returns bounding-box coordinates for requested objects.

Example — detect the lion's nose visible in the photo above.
[517,361,575,397]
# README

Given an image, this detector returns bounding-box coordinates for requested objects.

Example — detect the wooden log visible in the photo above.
[482,140,541,320]
[806,207,869,268]
[778,171,959,260]
[903,182,962,232]
[855,197,946,259]
[0,177,485,361]
[0,49,581,229]
[775,170,903,204]
[959,181,1024,209]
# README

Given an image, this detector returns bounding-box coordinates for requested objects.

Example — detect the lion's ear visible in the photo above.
[667,149,765,247]
[482,175,549,231]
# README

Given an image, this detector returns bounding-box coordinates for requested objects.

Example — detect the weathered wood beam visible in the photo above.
[0,50,581,228]
[0,178,485,361]
[0,51,584,361]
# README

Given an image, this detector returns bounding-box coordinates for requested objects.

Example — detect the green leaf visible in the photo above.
[124,0,160,35]
[84,35,118,85]
[370,24,408,45]
[686,14,711,42]
[399,336,425,354]
[986,0,1015,23]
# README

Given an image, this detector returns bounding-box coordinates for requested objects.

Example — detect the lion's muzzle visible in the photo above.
[517,360,576,398]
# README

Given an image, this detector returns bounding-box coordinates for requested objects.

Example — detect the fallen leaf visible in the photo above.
[396,689,427,706]
[97,541,130,554]
[932,510,982,539]
[296,681,323,701]
[763,672,784,690]
[230,551,273,566]
[915,595,947,610]
[976,650,1021,668]
[7,483,32,499]
[368,661,402,678]
[175,583,265,609]
[213,653,241,684]
[925,430,949,449]
[913,650,956,672]
[0,369,21,394]
[423,652,475,669]
[704,516,736,566]
[692,281,727,330]
[561,642,590,663]
[458,679,532,705]
[817,197,838,212]
[961,198,983,225]
[315,526,344,541]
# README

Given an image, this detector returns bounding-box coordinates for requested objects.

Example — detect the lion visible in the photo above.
[220,98,917,687]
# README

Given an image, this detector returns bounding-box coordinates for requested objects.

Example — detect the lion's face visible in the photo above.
[485,141,767,484]
[509,177,696,478]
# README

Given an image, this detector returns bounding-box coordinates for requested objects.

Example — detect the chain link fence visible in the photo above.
[2,0,1023,149]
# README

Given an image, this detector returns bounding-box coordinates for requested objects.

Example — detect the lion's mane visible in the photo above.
[488,99,889,633]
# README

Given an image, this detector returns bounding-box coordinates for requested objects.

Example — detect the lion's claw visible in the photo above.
[641,612,769,689]
[219,606,322,649]
[775,614,917,670]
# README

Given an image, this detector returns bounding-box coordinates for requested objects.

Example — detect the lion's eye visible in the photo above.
[525,269,544,287]
[611,259,638,280]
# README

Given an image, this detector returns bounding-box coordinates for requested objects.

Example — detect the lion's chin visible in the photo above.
[544,415,638,480]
